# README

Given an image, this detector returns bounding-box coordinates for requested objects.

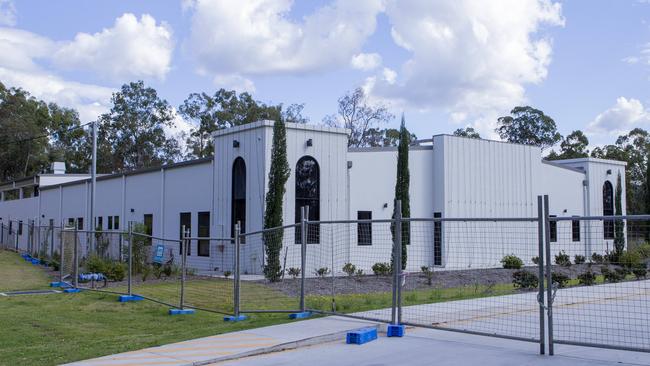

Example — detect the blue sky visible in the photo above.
[1,0,650,149]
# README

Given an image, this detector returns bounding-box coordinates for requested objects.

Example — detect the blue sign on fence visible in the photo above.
[153,244,165,264]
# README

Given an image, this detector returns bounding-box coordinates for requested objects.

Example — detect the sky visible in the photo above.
[1,0,650,149]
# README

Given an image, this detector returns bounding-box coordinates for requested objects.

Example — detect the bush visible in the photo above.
[601,266,625,283]
[591,252,605,264]
[86,254,108,274]
[633,267,647,280]
[107,262,126,282]
[421,266,434,286]
[372,262,391,276]
[531,256,540,265]
[577,270,596,286]
[500,254,523,269]
[141,265,152,282]
[555,251,571,267]
[619,250,642,269]
[314,267,330,278]
[512,270,538,290]
[354,269,364,278]
[551,272,569,288]
[342,263,356,277]
[224,270,232,279]
[574,255,586,265]
[286,267,301,279]
[634,243,650,259]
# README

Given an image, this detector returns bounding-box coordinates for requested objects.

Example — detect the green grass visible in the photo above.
[0,251,52,292]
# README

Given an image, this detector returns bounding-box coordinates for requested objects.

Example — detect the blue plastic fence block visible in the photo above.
[346,327,377,345]
[289,311,312,319]
[169,308,195,315]
[223,315,248,322]
[63,288,81,293]
[50,281,70,288]
[118,295,144,302]
[387,324,405,337]
[31,259,40,265]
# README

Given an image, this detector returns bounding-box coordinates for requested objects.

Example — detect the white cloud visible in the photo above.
[365,0,564,130]
[53,13,174,81]
[0,0,16,26]
[213,74,256,93]
[185,0,383,88]
[350,52,382,71]
[587,97,650,136]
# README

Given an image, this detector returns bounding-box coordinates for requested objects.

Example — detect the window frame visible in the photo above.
[549,215,557,242]
[571,217,580,242]
[179,212,191,255]
[295,156,320,244]
[198,211,210,257]
[357,211,372,246]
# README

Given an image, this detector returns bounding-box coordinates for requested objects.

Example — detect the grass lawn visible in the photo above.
[0,250,52,292]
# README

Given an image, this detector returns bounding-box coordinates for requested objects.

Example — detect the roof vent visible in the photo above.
[51,162,66,175]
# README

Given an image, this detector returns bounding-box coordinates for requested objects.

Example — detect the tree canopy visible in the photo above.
[496,106,561,151]
[546,130,590,160]
[453,127,481,139]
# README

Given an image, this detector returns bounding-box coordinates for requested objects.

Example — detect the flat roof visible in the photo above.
[549,157,627,167]
[212,120,350,138]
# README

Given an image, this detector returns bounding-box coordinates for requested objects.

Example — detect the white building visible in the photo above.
[0,121,627,273]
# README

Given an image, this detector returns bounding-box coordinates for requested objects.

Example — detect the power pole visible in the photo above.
[90,120,97,235]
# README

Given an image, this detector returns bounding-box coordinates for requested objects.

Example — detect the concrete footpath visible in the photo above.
[65,316,650,366]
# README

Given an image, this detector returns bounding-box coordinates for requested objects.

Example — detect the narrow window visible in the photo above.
[357,211,372,245]
[8,221,12,234]
[108,216,113,230]
[572,218,580,242]
[549,215,557,242]
[603,181,614,239]
[77,218,83,230]
[96,216,103,231]
[232,157,246,240]
[49,219,53,228]
[18,220,22,235]
[114,216,120,230]
[68,218,74,227]
[179,212,191,255]
[295,156,320,244]
[143,214,152,246]
[198,212,210,257]
[433,212,442,266]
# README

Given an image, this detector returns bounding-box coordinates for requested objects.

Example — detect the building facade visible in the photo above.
[0,121,627,273]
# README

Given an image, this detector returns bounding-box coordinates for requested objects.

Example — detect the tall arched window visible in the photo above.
[603,180,614,239]
[295,156,320,243]
[232,157,246,239]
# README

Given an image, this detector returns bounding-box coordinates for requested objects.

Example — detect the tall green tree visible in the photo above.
[392,115,411,270]
[614,172,625,256]
[546,130,589,160]
[97,81,181,173]
[453,127,481,139]
[179,89,307,158]
[263,120,291,282]
[496,106,561,151]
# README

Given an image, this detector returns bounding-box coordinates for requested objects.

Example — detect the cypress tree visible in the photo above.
[263,119,290,282]
[614,171,625,256]
[392,114,411,270]
[646,152,650,240]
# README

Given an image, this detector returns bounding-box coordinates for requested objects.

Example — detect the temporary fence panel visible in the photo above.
[75,230,127,290]
[59,226,77,285]
[550,216,650,353]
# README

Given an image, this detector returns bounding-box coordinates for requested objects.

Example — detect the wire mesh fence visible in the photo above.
[550,216,650,352]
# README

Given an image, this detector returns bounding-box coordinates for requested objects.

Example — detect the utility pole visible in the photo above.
[90,120,97,242]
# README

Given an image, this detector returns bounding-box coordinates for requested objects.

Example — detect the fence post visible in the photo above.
[391,200,402,325]
[127,222,133,296]
[536,195,546,355]
[300,206,308,313]
[14,221,19,251]
[180,226,189,310]
[73,222,79,288]
[543,195,554,355]
[59,222,65,284]
[234,222,241,318]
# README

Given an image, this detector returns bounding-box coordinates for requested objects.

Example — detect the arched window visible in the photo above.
[295,156,320,243]
[232,157,246,239]
[603,180,614,239]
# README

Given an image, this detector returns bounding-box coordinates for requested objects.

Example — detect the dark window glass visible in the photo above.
[357,211,372,245]
[108,216,113,230]
[180,212,191,255]
[572,218,580,242]
[434,212,442,266]
[77,218,83,230]
[232,157,246,241]
[34,186,39,197]
[114,216,120,230]
[549,215,557,242]
[96,216,103,230]
[143,214,152,246]
[8,221,12,234]
[49,219,54,228]
[68,218,75,227]
[18,220,22,235]
[295,156,320,244]
[198,212,210,257]
[603,181,614,239]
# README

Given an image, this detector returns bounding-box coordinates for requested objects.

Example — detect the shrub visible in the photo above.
[141,265,152,282]
[372,262,391,276]
[633,267,647,280]
[577,270,596,286]
[421,266,434,286]
[601,266,624,283]
[634,243,650,259]
[500,254,523,269]
[286,267,301,279]
[551,272,570,288]
[591,252,604,264]
[574,255,586,265]
[86,254,108,274]
[555,251,571,267]
[314,267,330,278]
[619,250,642,269]
[162,263,173,277]
[224,270,232,279]
[512,270,538,290]
[354,269,364,278]
[107,262,126,282]
[531,256,540,265]
[342,263,357,277]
